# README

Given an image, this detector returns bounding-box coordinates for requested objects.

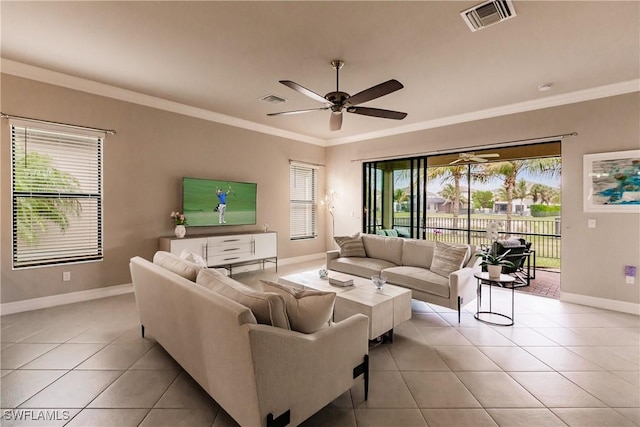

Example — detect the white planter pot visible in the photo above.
[174,225,186,238]
[487,264,502,278]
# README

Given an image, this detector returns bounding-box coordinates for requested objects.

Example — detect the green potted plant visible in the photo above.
[476,249,515,278]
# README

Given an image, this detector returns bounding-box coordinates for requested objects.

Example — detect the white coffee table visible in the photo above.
[279,270,412,341]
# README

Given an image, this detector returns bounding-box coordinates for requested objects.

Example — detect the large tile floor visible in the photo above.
[1,261,639,427]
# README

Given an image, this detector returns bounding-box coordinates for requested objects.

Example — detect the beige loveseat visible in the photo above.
[130,251,369,427]
[327,234,482,322]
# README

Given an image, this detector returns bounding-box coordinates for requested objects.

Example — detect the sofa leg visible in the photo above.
[267,410,290,427]
[353,354,369,400]
[457,297,462,323]
[141,324,145,338]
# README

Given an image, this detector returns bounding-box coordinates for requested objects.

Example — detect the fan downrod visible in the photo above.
[328,59,348,111]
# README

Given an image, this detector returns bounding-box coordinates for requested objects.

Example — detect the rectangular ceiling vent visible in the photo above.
[259,94,287,104]
[461,0,516,32]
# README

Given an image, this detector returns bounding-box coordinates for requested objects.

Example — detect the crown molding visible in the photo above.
[327,79,640,146]
[0,59,326,146]
[2,59,637,147]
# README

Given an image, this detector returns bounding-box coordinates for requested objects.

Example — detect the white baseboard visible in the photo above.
[1,284,134,316]
[560,292,640,316]
[278,252,325,266]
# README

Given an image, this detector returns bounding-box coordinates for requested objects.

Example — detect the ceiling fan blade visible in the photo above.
[471,157,489,163]
[449,158,464,165]
[347,106,407,120]
[329,112,343,131]
[267,107,329,116]
[279,80,330,105]
[346,79,404,106]
[478,154,500,158]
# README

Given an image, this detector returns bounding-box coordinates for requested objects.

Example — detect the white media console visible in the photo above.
[159,231,277,276]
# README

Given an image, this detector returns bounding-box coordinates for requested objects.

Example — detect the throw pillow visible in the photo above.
[179,250,208,268]
[153,251,202,281]
[334,233,367,257]
[196,270,290,329]
[430,241,470,278]
[260,280,336,334]
[385,229,399,237]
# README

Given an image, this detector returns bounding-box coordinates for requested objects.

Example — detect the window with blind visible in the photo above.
[11,121,103,268]
[290,164,317,240]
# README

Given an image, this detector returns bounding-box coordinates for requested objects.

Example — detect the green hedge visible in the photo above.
[530,204,560,217]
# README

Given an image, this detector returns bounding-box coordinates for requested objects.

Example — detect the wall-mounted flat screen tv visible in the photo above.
[183,177,257,227]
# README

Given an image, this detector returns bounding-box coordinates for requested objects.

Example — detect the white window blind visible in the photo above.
[11,122,103,268]
[290,164,317,240]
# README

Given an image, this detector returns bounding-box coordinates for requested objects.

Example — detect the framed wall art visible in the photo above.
[583,149,640,213]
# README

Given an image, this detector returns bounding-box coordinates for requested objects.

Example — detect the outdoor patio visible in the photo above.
[516,268,561,299]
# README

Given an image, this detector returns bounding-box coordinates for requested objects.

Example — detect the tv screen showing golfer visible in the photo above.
[182,177,257,227]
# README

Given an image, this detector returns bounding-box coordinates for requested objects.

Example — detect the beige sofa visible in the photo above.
[327,234,482,322]
[130,252,369,427]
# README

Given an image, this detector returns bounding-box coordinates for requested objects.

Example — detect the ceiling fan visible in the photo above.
[449,152,500,164]
[268,60,407,131]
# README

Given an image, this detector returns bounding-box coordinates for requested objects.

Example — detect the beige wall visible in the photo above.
[326,93,640,306]
[2,73,639,308]
[1,74,326,303]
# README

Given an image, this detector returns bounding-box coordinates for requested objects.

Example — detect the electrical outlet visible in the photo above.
[63,271,71,282]
[626,276,635,285]
[588,219,596,228]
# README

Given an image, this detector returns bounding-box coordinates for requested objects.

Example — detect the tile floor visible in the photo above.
[1,261,638,427]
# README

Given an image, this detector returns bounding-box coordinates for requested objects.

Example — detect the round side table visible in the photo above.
[473,272,517,326]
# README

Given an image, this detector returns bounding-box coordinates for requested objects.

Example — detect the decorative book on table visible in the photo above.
[329,273,354,287]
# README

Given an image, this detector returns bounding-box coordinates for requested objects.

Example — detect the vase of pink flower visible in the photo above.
[170,211,187,238]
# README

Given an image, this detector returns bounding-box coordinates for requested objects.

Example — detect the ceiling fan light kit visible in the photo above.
[268,59,407,131]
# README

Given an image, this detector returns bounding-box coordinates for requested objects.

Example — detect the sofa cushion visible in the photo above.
[382,266,451,298]
[361,234,404,266]
[334,234,367,258]
[402,239,436,269]
[196,269,290,329]
[260,280,336,334]
[153,251,202,281]
[430,242,470,278]
[328,256,396,279]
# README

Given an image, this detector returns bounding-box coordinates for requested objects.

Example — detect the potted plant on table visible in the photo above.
[476,249,515,278]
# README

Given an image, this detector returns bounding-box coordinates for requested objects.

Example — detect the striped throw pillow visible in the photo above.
[430,241,470,278]
[334,234,367,258]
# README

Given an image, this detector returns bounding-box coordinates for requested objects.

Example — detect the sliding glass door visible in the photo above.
[362,142,562,267]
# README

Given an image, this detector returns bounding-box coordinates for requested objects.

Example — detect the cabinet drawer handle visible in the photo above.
[223,239,240,242]
[223,248,240,252]
[224,257,240,261]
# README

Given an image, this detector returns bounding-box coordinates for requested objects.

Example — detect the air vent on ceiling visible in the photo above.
[461,0,516,32]
[259,94,287,104]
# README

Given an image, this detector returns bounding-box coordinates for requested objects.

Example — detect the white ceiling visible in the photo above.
[1,1,638,145]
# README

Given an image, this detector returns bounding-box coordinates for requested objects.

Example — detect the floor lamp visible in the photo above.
[322,190,337,237]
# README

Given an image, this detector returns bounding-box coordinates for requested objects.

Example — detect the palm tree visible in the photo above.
[427,165,468,230]
[482,158,560,230]
[13,149,82,244]
[513,179,529,214]
[439,183,468,207]
[530,183,545,204]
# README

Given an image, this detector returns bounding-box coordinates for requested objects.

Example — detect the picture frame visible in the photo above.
[583,149,640,213]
